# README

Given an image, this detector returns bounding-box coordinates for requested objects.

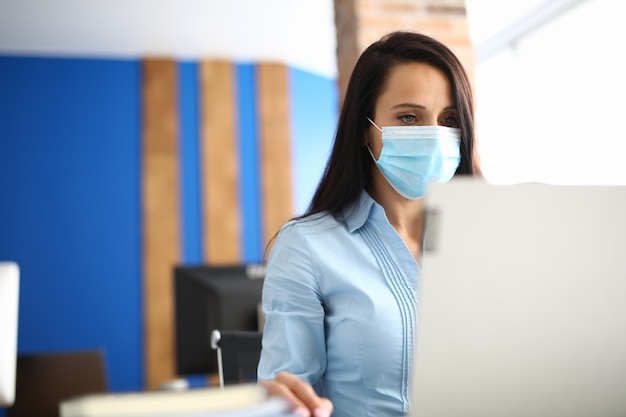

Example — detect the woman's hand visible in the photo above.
[259,371,333,417]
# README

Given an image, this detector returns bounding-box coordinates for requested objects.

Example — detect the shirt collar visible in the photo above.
[343,190,380,233]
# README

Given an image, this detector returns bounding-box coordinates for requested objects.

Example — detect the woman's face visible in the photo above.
[367,62,457,160]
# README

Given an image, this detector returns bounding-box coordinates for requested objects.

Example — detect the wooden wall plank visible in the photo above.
[257,63,294,248]
[200,61,241,264]
[141,59,180,389]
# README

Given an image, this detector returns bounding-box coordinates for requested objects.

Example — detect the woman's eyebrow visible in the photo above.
[390,103,456,111]
[391,103,426,110]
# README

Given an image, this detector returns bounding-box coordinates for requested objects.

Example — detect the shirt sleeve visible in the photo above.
[257,221,327,386]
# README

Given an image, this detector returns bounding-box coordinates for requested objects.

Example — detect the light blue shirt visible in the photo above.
[258,190,419,417]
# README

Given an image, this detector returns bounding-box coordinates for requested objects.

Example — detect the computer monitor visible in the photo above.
[174,264,265,377]
[0,262,19,407]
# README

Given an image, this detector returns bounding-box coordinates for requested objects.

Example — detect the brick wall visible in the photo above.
[334,0,474,103]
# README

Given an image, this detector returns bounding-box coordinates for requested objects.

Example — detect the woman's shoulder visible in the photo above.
[267,212,344,270]
[279,211,343,234]
[277,191,374,238]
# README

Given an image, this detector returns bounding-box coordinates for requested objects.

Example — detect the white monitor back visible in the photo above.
[411,180,626,417]
[0,262,19,407]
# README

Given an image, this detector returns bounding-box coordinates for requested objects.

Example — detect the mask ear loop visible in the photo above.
[366,144,378,162]
[366,117,382,162]
[367,117,383,132]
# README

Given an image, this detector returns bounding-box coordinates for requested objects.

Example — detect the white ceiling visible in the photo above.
[0,0,338,77]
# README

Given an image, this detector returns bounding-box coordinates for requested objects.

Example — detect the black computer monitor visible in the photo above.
[174,264,265,376]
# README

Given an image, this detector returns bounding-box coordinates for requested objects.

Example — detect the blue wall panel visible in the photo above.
[0,56,142,394]
[236,64,263,263]
[289,68,338,215]
[178,61,203,264]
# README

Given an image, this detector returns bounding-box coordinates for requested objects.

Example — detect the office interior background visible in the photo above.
[1,0,624,410]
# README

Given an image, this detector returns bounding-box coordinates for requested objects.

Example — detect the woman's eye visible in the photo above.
[441,115,458,127]
[398,114,416,123]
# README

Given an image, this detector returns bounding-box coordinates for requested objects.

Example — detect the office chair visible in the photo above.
[6,349,108,417]
[210,330,262,388]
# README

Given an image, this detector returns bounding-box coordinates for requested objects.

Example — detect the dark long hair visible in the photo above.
[306,31,479,218]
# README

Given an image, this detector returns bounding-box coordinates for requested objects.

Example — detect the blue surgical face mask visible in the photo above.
[367,117,462,199]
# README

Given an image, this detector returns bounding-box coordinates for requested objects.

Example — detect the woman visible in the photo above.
[258,31,480,417]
